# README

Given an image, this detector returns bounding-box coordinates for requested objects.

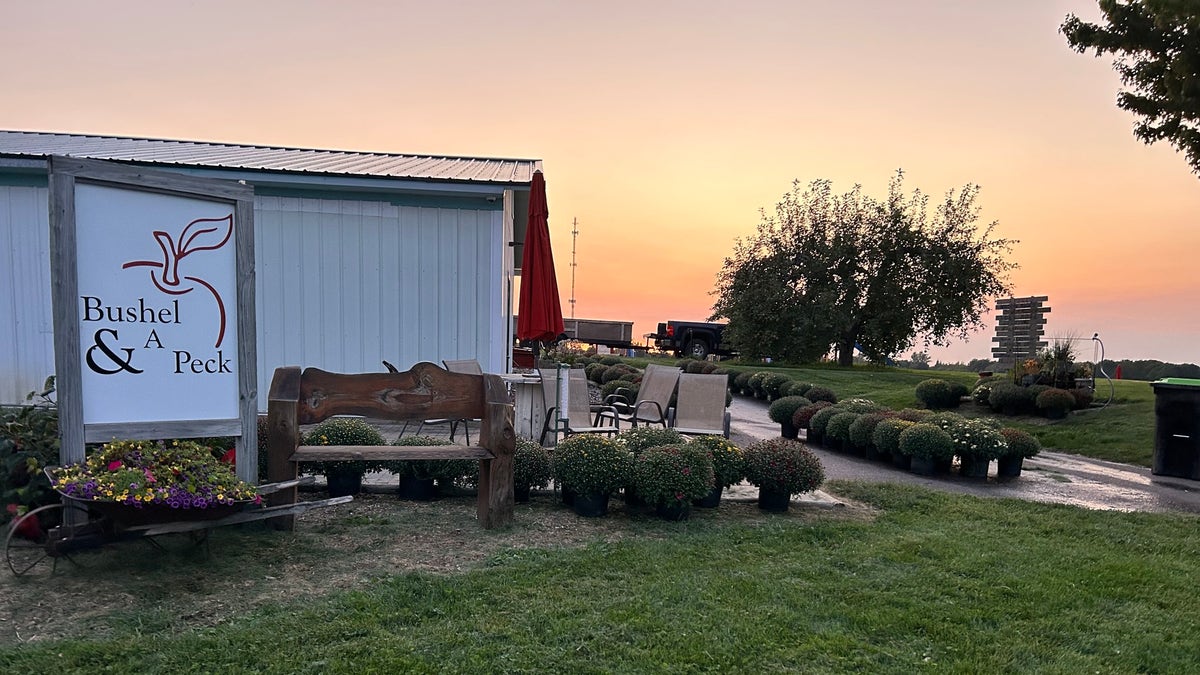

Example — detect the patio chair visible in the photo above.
[596,363,680,429]
[538,367,621,444]
[668,373,732,438]
[443,359,484,376]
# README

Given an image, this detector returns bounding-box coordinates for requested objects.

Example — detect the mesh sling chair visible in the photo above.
[538,367,621,444]
[668,372,732,438]
[596,363,681,429]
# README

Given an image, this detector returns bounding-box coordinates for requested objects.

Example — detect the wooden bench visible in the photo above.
[265,362,516,529]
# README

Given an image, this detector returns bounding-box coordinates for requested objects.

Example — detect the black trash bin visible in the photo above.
[1151,378,1200,480]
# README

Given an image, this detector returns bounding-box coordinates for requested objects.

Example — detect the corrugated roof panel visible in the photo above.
[0,130,540,185]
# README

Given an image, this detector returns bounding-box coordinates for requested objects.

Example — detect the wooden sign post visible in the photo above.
[991,296,1050,370]
[49,157,258,484]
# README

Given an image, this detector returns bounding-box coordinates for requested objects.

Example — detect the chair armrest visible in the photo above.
[632,400,666,423]
[591,404,623,428]
[603,390,634,412]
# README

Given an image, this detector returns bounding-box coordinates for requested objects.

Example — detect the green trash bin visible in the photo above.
[1151,378,1200,480]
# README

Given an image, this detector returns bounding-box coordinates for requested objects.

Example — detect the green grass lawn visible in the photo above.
[3,483,1198,673]
[649,358,1157,466]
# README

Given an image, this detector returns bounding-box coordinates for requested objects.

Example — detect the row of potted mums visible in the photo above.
[550,427,825,520]
[43,418,829,525]
[300,418,827,521]
[767,394,1042,480]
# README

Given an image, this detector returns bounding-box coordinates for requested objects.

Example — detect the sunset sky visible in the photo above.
[4,1,1197,365]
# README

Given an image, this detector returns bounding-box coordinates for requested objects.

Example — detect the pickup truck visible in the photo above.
[649,321,736,359]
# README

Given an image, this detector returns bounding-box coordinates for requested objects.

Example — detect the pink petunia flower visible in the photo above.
[107,460,122,471]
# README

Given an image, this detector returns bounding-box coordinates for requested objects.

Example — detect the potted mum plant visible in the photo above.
[632,444,715,521]
[615,427,685,505]
[807,406,843,448]
[742,438,825,513]
[1036,388,1075,420]
[387,435,455,501]
[791,401,833,441]
[302,417,385,497]
[50,439,260,525]
[939,417,1008,480]
[997,428,1042,478]
[688,435,744,508]
[873,418,916,470]
[552,434,632,517]
[898,423,955,476]
[849,412,893,461]
[768,396,812,439]
[825,411,862,453]
[513,437,552,503]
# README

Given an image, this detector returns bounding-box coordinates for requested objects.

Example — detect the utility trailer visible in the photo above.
[562,318,636,349]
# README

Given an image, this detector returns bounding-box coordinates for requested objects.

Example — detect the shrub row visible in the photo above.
[554,427,824,507]
[779,396,1042,474]
[971,379,1093,418]
[727,370,834,404]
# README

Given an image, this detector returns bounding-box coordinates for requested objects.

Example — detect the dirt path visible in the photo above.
[727,397,1200,515]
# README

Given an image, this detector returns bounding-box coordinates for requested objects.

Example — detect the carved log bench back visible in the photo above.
[265,362,515,529]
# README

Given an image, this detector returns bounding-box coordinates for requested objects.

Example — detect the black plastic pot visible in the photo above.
[758,488,791,513]
[572,492,610,517]
[656,500,692,521]
[960,456,990,480]
[398,476,437,501]
[326,469,363,497]
[693,486,723,508]
[996,455,1024,479]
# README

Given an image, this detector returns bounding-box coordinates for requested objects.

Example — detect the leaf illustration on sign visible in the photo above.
[122,214,233,348]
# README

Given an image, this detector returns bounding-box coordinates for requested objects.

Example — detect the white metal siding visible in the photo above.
[0,185,55,404]
[254,195,506,405]
[1,187,509,408]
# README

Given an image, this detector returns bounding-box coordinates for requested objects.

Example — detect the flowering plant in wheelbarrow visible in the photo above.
[50,439,260,521]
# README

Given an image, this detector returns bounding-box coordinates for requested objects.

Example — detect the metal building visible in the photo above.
[0,130,542,406]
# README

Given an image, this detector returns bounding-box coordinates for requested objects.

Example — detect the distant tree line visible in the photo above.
[1098,359,1200,382]
[895,352,996,373]
[871,351,1197,380]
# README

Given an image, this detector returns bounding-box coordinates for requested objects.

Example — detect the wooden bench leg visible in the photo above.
[477,458,493,527]
[476,456,515,529]
[266,407,299,531]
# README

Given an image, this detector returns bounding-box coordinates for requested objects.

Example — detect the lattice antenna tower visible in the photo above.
[569,217,578,319]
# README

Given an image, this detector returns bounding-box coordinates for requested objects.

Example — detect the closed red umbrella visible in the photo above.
[517,171,564,343]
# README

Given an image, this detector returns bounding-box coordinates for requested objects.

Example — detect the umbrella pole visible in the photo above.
[556,363,569,440]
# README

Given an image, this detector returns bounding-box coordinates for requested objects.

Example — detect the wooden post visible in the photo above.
[234,196,258,484]
[479,376,516,528]
[266,367,301,530]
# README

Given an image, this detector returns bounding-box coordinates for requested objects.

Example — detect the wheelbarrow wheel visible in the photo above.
[5,503,63,576]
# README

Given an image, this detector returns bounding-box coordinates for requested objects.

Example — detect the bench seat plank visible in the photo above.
[290,444,494,462]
